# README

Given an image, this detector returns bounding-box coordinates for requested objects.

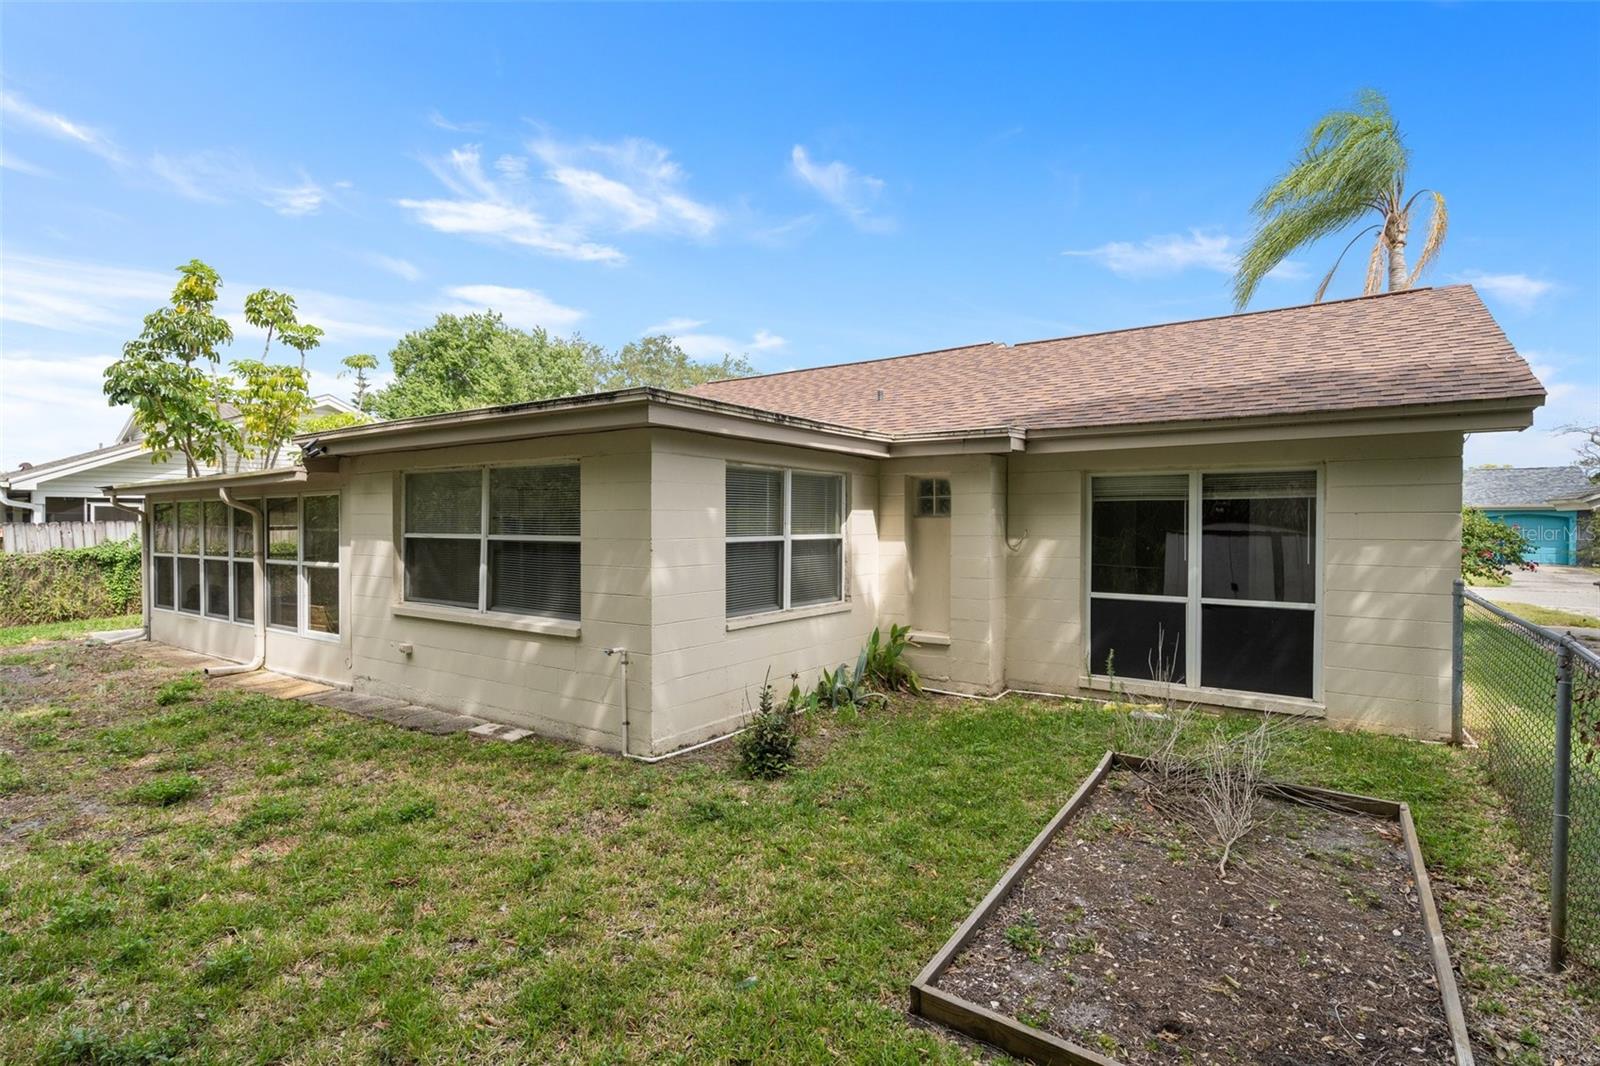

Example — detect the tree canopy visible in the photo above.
[1234,89,1447,309]
[103,259,322,474]
[370,313,755,418]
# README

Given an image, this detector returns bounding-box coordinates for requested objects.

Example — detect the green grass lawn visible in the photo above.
[1,641,1594,1063]
[1494,601,1600,630]
[0,614,141,648]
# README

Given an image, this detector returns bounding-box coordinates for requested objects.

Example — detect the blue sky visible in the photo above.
[2,2,1595,472]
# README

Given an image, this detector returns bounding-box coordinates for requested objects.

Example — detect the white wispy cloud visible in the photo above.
[1064,228,1311,282]
[0,89,123,164]
[361,253,423,282]
[530,135,721,238]
[1065,229,1236,276]
[149,150,341,216]
[397,146,625,263]
[644,318,786,361]
[790,145,892,232]
[427,108,485,133]
[0,150,51,178]
[398,133,721,262]
[1450,271,1556,311]
[442,284,585,331]
[1,254,171,331]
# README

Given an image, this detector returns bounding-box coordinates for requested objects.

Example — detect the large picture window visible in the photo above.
[402,464,580,621]
[725,466,845,617]
[150,495,340,638]
[1089,470,1318,699]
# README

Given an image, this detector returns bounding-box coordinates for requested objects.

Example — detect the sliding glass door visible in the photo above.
[1088,469,1320,700]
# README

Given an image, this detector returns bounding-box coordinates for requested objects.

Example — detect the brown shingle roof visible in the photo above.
[688,286,1544,436]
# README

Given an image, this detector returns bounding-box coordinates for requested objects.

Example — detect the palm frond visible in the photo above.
[1405,190,1448,287]
[1235,89,1411,309]
[1364,226,1387,295]
[1312,224,1381,303]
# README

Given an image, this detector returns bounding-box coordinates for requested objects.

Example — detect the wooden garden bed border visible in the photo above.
[908,751,1475,1066]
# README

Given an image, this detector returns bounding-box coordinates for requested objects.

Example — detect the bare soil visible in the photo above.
[936,773,1458,1064]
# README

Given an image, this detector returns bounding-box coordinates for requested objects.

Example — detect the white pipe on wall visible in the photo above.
[206,490,265,677]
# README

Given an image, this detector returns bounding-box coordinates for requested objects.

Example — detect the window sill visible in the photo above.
[907,630,951,647]
[726,600,853,632]
[392,601,581,638]
[1079,674,1325,718]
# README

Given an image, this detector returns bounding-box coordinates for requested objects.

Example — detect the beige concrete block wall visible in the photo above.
[648,430,880,752]
[1004,432,1464,738]
[342,430,651,750]
[877,455,1008,694]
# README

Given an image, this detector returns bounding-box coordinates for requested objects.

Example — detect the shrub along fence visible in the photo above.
[0,538,142,627]
[1457,584,1600,971]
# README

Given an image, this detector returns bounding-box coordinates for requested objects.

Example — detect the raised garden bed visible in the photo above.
[910,752,1474,1065]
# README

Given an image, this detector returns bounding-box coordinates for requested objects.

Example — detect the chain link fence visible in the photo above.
[1458,585,1600,970]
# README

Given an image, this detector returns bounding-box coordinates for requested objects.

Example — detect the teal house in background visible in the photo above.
[1463,466,1597,565]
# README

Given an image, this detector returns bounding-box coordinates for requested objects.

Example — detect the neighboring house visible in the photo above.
[118,286,1543,752]
[1463,465,1598,565]
[0,395,360,525]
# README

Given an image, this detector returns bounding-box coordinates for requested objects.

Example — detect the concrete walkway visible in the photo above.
[125,641,532,741]
[1474,565,1600,616]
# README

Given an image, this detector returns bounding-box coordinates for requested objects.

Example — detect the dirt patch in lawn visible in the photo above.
[936,774,1457,1064]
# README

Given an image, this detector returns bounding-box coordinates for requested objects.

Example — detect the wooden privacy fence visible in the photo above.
[1,520,138,553]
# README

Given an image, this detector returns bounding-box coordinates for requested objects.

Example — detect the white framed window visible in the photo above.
[915,478,952,517]
[725,466,846,617]
[265,495,342,638]
[1087,469,1320,700]
[151,495,339,638]
[401,464,581,621]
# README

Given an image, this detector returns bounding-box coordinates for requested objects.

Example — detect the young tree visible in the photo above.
[103,260,241,476]
[1461,506,1535,584]
[592,334,754,391]
[338,352,380,413]
[1234,89,1448,309]
[372,311,598,419]
[104,260,325,475]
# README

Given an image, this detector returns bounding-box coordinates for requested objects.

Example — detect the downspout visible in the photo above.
[206,489,265,677]
[97,488,150,644]
[0,487,44,524]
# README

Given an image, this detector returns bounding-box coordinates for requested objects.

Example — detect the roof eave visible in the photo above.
[108,466,309,495]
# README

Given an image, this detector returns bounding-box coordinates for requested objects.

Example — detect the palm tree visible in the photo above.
[1234,89,1447,309]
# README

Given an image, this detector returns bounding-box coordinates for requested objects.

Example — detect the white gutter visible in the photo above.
[206,489,265,677]
[95,488,151,645]
[0,487,44,524]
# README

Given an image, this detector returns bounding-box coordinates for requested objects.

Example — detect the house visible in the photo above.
[113,286,1544,752]
[1463,465,1597,565]
[1,394,361,525]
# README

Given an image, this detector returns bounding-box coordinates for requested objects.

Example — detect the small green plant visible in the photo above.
[861,624,922,694]
[737,673,798,780]
[1462,506,1535,584]
[1003,912,1044,959]
[155,675,204,706]
[126,772,200,807]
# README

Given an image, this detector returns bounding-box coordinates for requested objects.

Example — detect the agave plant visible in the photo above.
[862,624,923,694]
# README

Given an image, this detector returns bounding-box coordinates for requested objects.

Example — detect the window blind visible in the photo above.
[1092,474,1189,501]
[489,541,581,619]
[726,468,783,537]
[406,470,482,534]
[726,541,783,615]
[790,472,843,535]
[1202,471,1316,499]
[490,465,579,536]
[790,539,842,606]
